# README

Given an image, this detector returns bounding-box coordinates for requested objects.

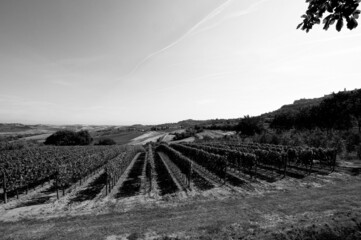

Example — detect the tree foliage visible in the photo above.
[298,0,360,32]
[236,116,263,136]
[270,89,361,132]
[44,130,93,146]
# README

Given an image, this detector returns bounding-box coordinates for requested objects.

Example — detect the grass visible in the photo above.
[0,173,360,239]
[93,131,145,145]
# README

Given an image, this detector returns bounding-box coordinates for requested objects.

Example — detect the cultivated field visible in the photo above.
[1,141,361,239]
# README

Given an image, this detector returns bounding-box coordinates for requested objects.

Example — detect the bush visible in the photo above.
[44,130,93,146]
[236,115,263,136]
[173,129,197,141]
[95,138,116,145]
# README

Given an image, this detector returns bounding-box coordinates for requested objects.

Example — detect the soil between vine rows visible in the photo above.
[154,151,179,196]
[68,171,107,203]
[190,170,214,191]
[115,152,146,199]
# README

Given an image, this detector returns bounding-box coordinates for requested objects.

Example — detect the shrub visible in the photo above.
[236,115,263,136]
[95,138,116,145]
[44,130,93,146]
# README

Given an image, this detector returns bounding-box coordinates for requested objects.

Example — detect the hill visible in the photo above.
[263,95,331,118]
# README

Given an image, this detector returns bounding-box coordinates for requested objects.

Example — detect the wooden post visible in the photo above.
[254,163,258,180]
[309,160,313,175]
[223,162,227,185]
[283,161,287,177]
[56,178,59,200]
[3,171,7,204]
[149,168,152,195]
[332,151,336,172]
[188,162,192,189]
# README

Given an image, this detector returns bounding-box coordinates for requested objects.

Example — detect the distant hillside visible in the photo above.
[2,88,359,136]
[261,95,331,119]
[177,118,240,128]
[0,123,32,133]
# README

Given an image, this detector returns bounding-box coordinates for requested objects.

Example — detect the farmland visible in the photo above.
[1,139,361,239]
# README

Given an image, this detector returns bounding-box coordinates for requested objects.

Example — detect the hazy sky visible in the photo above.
[1,0,360,125]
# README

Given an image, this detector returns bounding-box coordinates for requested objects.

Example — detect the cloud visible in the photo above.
[123,0,234,79]
[192,0,270,36]
[122,0,271,79]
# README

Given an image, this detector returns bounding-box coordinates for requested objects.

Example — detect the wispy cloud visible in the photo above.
[192,0,270,36]
[123,0,234,79]
[123,0,270,79]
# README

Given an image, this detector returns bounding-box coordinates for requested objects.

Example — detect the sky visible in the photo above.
[0,0,360,125]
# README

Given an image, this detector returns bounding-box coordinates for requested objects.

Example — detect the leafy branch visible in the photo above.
[298,0,360,32]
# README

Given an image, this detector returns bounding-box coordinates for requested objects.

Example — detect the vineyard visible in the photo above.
[0,145,142,204]
[2,138,361,240]
[0,139,339,210]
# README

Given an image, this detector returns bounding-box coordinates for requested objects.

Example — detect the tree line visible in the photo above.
[270,89,361,132]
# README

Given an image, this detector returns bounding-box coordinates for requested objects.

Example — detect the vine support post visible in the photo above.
[283,162,287,177]
[3,171,7,204]
[149,174,153,196]
[188,162,192,189]
[283,156,287,177]
[56,178,59,200]
[223,161,227,185]
[104,171,108,196]
[332,151,337,172]
[254,162,258,180]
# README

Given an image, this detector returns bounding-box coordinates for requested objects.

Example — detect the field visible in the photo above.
[0,141,361,239]
[93,131,146,145]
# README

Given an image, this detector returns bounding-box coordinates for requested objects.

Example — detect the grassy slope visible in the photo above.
[1,174,360,240]
[93,131,145,145]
